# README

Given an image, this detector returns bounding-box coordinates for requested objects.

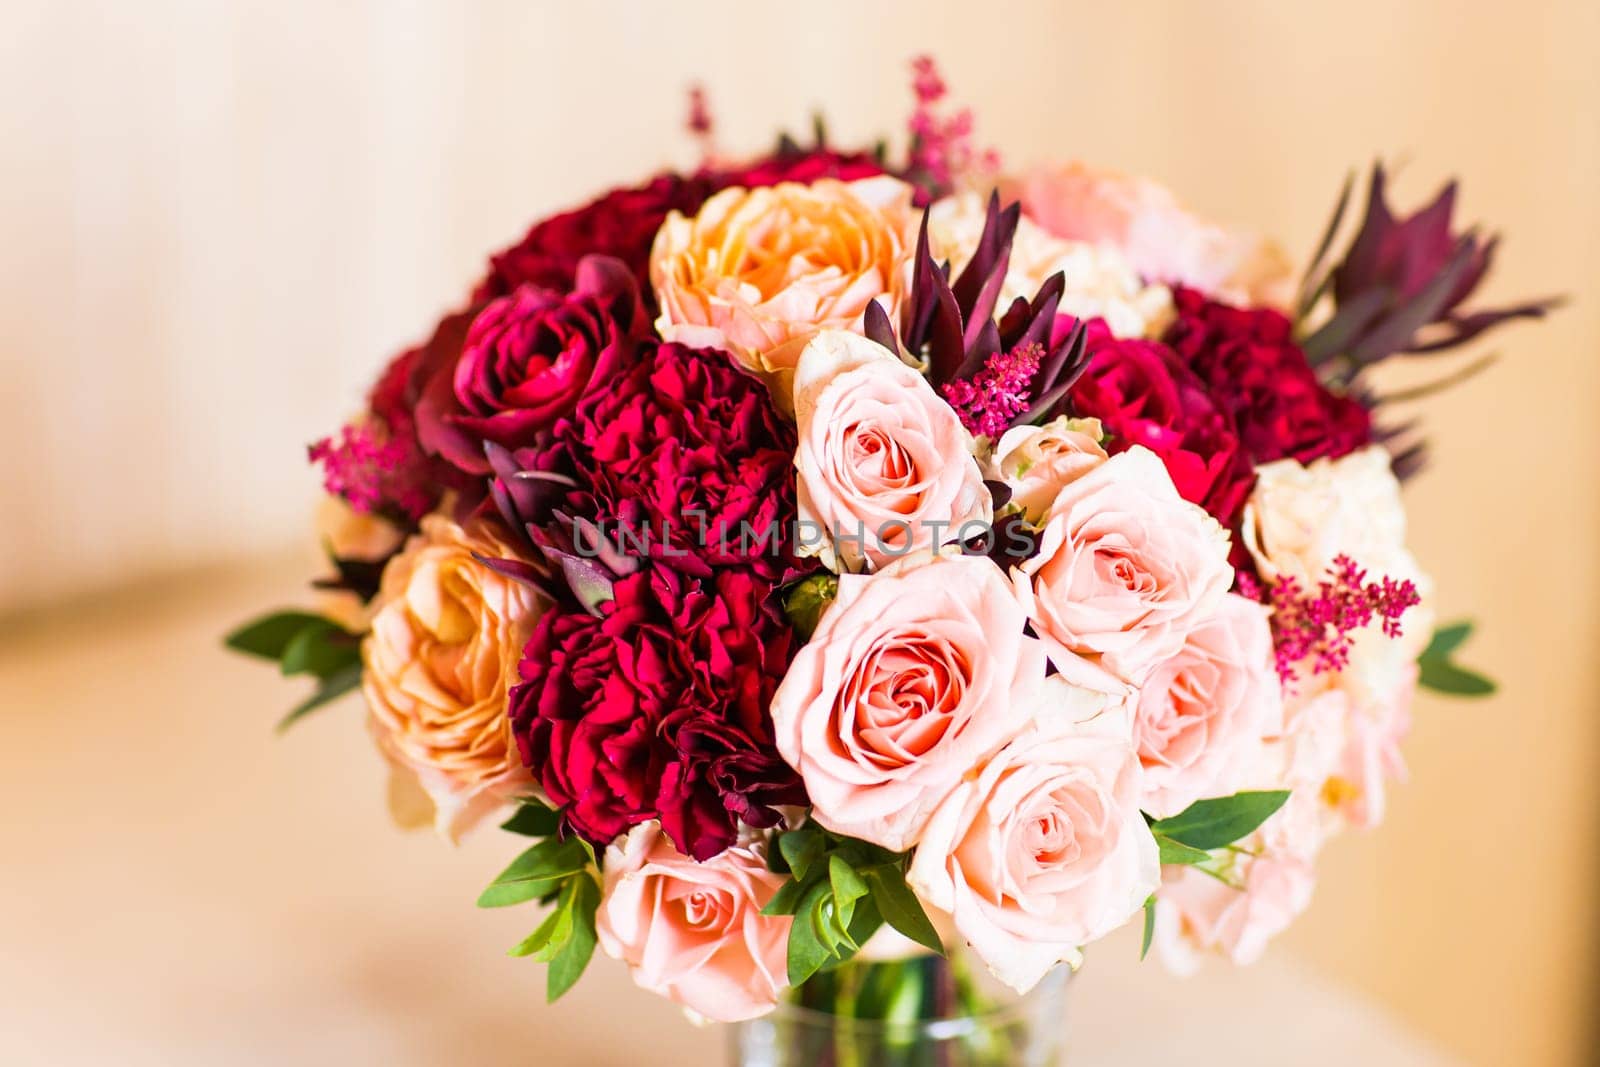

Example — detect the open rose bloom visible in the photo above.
[229,56,1542,1034]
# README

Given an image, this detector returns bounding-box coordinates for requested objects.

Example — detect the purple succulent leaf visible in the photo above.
[471,553,558,600]
[1347,238,1480,367]
[926,276,966,384]
[1404,296,1564,353]
[863,298,899,354]
[953,319,1003,381]
[560,555,617,617]
[1301,289,1390,366]
[983,479,1014,509]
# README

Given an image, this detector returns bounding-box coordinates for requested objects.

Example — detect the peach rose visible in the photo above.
[791,330,992,573]
[650,176,919,380]
[1007,162,1294,308]
[1154,848,1316,973]
[928,191,1174,338]
[1134,594,1283,819]
[362,514,545,839]
[907,695,1160,992]
[988,415,1108,523]
[770,551,1046,851]
[596,822,790,1023]
[1012,447,1233,689]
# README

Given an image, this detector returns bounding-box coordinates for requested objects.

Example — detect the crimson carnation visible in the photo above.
[414,257,650,477]
[1164,287,1372,465]
[555,340,803,581]
[1065,318,1255,527]
[510,566,804,860]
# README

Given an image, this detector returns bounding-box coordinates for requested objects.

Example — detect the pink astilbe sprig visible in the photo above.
[685,83,716,165]
[308,421,432,521]
[905,55,999,197]
[1241,555,1421,685]
[941,343,1042,439]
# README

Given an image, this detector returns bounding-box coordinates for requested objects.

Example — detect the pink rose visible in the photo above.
[907,696,1160,992]
[791,331,992,573]
[987,415,1108,523]
[1008,162,1293,307]
[595,823,791,1023]
[1012,447,1233,688]
[1154,850,1316,973]
[769,551,1045,851]
[1134,594,1283,819]
[1324,660,1417,831]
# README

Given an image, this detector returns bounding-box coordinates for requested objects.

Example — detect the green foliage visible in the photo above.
[1153,833,1213,867]
[783,574,840,641]
[500,800,562,838]
[1140,895,1157,961]
[763,825,945,987]
[1148,791,1291,852]
[225,610,364,732]
[1418,620,1496,697]
[482,817,601,1003]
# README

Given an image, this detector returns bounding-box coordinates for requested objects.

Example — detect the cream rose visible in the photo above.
[1006,162,1294,308]
[362,514,544,839]
[1134,594,1283,819]
[791,330,992,573]
[769,551,1045,851]
[1154,849,1317,974]
[988,415,1108,523]
[1012,447,1233,688]
[907,692,1160,992]
[928,191,1174,337]
[650,176,919,381]
[596,823,790,1023]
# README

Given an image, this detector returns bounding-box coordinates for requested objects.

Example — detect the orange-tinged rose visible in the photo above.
[649,176,919,387]
[362,514,545,839]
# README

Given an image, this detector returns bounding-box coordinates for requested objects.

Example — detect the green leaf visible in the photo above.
[500,802,562,838]
[1422,621,1473,658]
[787,885,835,987]
[275,662,362,733]
[761,876,810,917]
[783,575,839,641]
[546,875,599,1002]
[1154,832,1213,867]
[830,855,869,907]
[1417,620,1497,697]
[779,830,826,883]
[1419,659,1496,696]
[862,866,944,956]
[477,838,591,909]
[225,611,329,660]
[1140,896,1157,961]
[280,620,360,680]
[1150,791,1291,851]
[508,900,572,960]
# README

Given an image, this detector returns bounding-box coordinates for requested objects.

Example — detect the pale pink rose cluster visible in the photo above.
[1156,446,1433,970]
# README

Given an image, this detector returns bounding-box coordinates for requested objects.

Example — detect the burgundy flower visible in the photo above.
[1164,287,1372,466]
[709,147,885,190]
[559,340,803,581]
[510,566,804,860]
[415,256,650,477]
[1065,318,1254,528]
[477,173,718,303]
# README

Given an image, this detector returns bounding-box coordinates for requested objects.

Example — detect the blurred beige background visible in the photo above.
[2,1,1598,1064]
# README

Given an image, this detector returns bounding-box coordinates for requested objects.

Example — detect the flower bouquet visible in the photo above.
[227,58,1553,1064]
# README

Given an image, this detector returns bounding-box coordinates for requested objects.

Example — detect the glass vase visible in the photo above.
[729,953,1069,1067]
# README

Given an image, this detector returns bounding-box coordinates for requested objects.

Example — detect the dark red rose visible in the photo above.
[557,340,803,581]
[414,256,649,477]
[709,147,886,190]
[476,173,718,303]
[1064,317,1255,528]
[510,566,804,859]
[1164,287,1372,465]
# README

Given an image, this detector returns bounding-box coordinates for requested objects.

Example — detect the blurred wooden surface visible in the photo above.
[2,3,1598,1063]
[0,560,1454,1066]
